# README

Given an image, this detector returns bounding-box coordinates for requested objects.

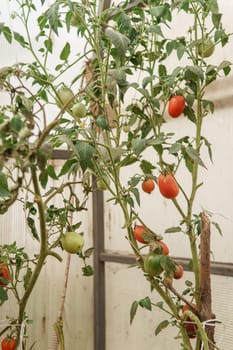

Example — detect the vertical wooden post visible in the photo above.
[200,212,215,350]
[93,182,106,350]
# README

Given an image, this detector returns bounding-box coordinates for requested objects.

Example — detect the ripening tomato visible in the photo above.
[182,304,198,338]
[133,225,148,244]
[144,252,164,276]
[168,95,185,118]
[141,179,155,193]
[157,241,169,256]
[0,264,10,287]
[1,336,17,350]
[173,264,184,279]
[158,173,179,199]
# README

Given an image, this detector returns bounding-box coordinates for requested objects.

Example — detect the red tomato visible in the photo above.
[182,304,198,338]
[133,225,148,244]
[173,264,184,279]
[0,264,10,287]
[168,95,185,118]
[158,173,179,199]
[141,179,155,193]
[1,337,17,350]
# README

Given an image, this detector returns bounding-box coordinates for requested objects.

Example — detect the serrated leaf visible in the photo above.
[60,42,71,61]
[82,265,94,276]
[155,320,169,336]
[165,226,182,233]
[45,3,60,35]
[140,159,156,175]
[76,141,95,172]
[130,300,138,324]
[105,28,130,56]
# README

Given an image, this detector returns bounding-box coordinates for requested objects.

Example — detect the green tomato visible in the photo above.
[61,232,84,254]
[144,252,164,276]
[71,102,87,119]
[198,39,215,58]
[56,87,74,109]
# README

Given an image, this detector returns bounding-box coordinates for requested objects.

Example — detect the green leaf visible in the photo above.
[165,226,182,233]
[132,138,146,155]
[130,187,140,207]
[76,141,95,172]
[84,247,94,258]
[185,145,207,169]
[27,217,39,240]
[39,169,48,188]
[169,143,181,154]
[60,42,71,61]
[23,267,33,290]
[155,320,169,336]
[130,300,138,324]
[82,265,94,276]
[47,165,57,179]
[13,31,28,47]
[45,3,60,35]
[105,28,130,56]
[217,60,232,76]
[139,296,152,310]
[59,158,77,176]
[0,173,10,197]
[95,114,110,130]
[211,221,223,236]
[0,24,12,43]
[0,286,8,302]
[44,38,53,53]
[140,159,156,175]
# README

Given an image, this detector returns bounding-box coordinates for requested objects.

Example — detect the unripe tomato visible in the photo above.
[168,95,185,118]
[0,263,10,286]
[71,102,87,119]
[61,232,84,254]
[141,178,155,193]
[157,241,169,256]
[56,86,74,109]
[1,336,17,350]
[173,264,184,279]
[144,252,164,276]
[158,173,179,199]
[133,225,148,244]
[182,304,198,338]
[198,38,215,58]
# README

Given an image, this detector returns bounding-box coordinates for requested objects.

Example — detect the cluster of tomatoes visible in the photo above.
[141,172,179,199]
[133,225,184,280]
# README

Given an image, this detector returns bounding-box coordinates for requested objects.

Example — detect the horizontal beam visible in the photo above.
[100,251,233,277]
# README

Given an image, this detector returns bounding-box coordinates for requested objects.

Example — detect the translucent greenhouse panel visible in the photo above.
[106,263,233,350]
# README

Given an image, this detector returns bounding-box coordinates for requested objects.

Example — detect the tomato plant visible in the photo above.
[141,178,155,193]
[0,263,10,287]
[168,95,185,118]
[1,337,17,350]
[158,173,179,199]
